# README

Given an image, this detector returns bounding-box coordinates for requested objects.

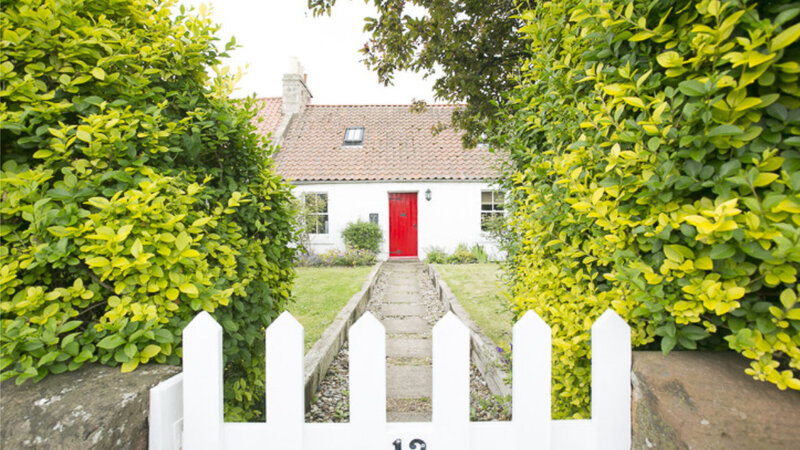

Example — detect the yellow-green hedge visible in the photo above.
[496,0,800,418]
[1,0,296,421]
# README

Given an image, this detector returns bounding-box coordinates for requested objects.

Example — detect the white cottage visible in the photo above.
[256,63,503,260]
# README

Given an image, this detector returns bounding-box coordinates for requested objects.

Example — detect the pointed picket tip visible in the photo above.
[592,308,630,332]
[433,311,469,336]
[183,311,220,338]
[351,311,385,336]
[514,310,551,332]
[268,310,303,335]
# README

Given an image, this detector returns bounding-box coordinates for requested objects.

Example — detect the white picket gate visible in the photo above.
[150,309,631,450]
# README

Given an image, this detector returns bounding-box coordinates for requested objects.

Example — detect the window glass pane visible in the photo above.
[344,127,364,144]
[317,193,327,212]
[306,215,318,234]
[494,191,505,203]
[321,214,329,234]
[481,213,492,231]
[481,191,492,204]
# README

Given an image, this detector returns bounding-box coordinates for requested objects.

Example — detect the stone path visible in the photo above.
[305,260,510,423]
[379,260,438,422]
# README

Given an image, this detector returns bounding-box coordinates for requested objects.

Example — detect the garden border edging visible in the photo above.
[302,261,384,410]
[425,264,511,398]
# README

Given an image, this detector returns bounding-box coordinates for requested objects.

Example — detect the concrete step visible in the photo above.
[384,294,420,303]
[382,317,430,334]
[387,338,431,359]
[387,411,431,422]
[383,303,426,317]
[384,297,419,305]
[386,365,431,399]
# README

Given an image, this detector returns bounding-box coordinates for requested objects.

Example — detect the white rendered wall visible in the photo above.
[294,181,502,260]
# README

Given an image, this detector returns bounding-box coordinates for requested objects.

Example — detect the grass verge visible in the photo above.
[433,263,512,347]
[288,266,374,352]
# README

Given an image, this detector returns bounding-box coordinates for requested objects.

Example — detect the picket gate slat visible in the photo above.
[151,308,632,450]
[348,312,386,449]
[266,312,304,449]
[432,312,470,448]
[182,311,224,450]
[591,309,632,450]
[512,311,552,450]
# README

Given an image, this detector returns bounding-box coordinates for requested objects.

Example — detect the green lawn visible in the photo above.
[287,266,373,352]
[433,263,513,347]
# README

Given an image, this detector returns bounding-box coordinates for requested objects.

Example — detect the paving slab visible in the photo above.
[387,338,431,359]
[388,333,431,341]
[388,411,431,422]
[383,303,426,317]
[387,398,430,412]
[387,365,432,398]
[384,293,419,304]
[383,317,430,335]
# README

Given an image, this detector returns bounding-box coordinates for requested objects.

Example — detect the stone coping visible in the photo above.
[2,363,181,449]
[425,264,511,398]
[302,261,384,410]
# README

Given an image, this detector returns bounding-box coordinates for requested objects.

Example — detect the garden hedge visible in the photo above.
[496,0,800,418]
[0,0,296,421]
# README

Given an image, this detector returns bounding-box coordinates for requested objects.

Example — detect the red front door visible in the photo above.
[389,193,418,258]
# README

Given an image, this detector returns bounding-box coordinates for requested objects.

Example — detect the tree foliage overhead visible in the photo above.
[1,0,296,421]
[496,0,800,418]
[308,0,530,146]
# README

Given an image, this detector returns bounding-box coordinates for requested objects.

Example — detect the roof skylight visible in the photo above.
[343,127,364,146]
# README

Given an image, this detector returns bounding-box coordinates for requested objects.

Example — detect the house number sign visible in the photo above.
[393,438,426,449]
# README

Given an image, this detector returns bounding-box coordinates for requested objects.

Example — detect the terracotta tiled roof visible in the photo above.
[253,97,283,137]
[274,104,501,182]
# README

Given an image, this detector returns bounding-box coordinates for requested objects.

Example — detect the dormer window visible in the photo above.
[343,127,364,146]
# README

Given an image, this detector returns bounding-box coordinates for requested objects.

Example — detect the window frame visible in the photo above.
[480,190,505,232]
[343,126,365,146]
[304,192,329,235]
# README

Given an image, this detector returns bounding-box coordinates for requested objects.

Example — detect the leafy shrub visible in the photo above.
[447,244,479,264]
[0,0,296,422]
[341,220,383,253]
[496,0,800,418]
[319,250,341,266]
[340,249,378,266]
[471,244,490,263]
[426,244,492,263]
[318,249,377,266]
[425,247,448,264]
[296,253,324,267]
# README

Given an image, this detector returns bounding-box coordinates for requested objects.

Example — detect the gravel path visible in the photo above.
[305,263,511,423]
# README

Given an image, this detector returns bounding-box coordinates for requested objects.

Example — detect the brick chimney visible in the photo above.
[282,57,312,115]
[272,58,312,145]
